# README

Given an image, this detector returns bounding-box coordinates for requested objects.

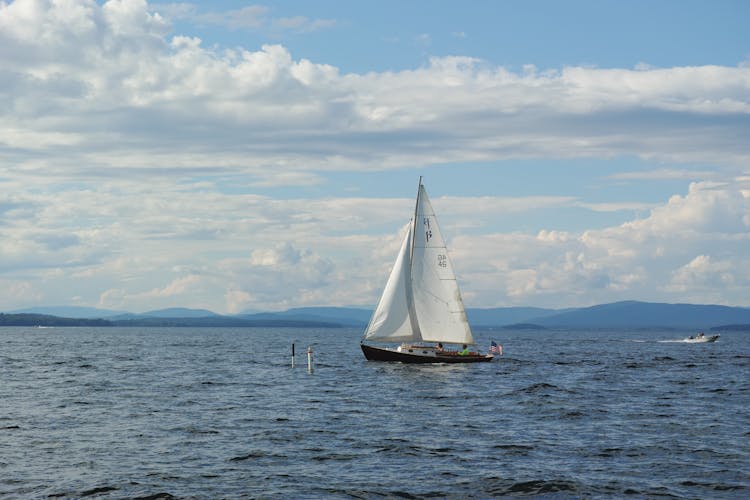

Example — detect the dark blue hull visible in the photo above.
[361,344,494,363]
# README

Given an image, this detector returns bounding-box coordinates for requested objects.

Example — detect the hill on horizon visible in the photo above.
[466,307,560,326]
[531,300,750,329]
[239,307,372,327]
[138,308,220,318]
[4,301,750,330]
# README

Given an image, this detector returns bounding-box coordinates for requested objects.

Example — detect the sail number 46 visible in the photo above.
[437,254,448,268]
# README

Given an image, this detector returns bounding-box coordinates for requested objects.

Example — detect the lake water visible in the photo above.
[1,326,748,498]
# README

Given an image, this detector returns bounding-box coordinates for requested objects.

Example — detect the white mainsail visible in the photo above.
[411,185,474,344]
[362,180,474,345]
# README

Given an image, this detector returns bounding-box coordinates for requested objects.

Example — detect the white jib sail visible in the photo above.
[410,185,474,345]
[362,224,417,342]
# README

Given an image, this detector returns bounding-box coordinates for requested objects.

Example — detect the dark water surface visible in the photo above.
[1,327,748,498]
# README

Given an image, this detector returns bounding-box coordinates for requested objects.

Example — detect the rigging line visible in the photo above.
[417,288,451,306]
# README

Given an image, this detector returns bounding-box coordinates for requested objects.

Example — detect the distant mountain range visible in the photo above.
[4,301,750,330]
[10,306,221,319]
[525,301,750,330]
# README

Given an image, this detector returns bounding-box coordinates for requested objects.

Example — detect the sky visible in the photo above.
[1,0,749,314]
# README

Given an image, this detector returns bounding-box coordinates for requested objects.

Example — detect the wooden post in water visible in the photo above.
[307,345,314,373]
[291,343,295,367]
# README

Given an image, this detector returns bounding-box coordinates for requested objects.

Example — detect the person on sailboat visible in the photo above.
[436,343,444,353]
[459,344,470,356]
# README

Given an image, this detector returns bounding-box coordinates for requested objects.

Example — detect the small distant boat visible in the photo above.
[360,178,494,364]
[684,332,720,343]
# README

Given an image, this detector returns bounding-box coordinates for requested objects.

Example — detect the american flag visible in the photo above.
[489,341,503,355]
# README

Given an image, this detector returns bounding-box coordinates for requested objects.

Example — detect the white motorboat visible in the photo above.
[684,333,720,343]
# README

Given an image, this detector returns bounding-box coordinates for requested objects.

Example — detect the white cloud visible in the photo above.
[0,0,748,312]
[0,0,748,182]
[576,201,655,213]
[609,168,718,181]
[1,173,749,311]
[0,280,42,304]
[668,255,734,292]
[99,287,126,309]
[138,274,203,298]
[272,15,336,33]
[250,242,302,267]
[624,181,750,234]
[224,5,268,30]
[453,180,750,307]
[152,3,335,34]
[220,242,339,311]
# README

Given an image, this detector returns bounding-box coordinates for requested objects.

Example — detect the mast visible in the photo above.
[405,176,423,341]
[410,176,422,265]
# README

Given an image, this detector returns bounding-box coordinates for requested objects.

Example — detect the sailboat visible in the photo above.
[361,178,494,363]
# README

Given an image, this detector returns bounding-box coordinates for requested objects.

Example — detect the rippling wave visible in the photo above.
[1,327,748,498]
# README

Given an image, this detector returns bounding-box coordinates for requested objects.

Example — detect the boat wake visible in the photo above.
[658,338,720,344]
